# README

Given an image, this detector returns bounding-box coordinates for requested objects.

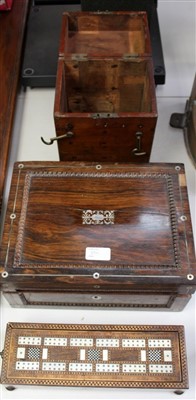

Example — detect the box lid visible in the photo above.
[0,162,195,286]
[58,11,152,58]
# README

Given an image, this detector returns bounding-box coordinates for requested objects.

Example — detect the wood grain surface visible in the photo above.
[0,0,29,211]
[0,162,195,310]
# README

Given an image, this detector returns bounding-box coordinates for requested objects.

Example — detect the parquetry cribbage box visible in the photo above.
[0,323,188,394]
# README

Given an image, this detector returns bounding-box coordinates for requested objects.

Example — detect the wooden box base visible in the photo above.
[54,58,157,162]
[0,323,189,392]
[2,291,192,312]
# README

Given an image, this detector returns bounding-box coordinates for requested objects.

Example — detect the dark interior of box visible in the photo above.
[66,13,146,55]
[61,59,152,114]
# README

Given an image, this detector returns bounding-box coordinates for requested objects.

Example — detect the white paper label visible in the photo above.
[85,247,111,261]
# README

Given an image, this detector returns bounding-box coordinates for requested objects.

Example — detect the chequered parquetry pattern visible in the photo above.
[28,348,40,360]
[88,349,101,361]
[148,349,162,362]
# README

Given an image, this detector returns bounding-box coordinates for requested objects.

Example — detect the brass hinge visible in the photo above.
[71,54,88,61]
[123,54,139,60]
[91,113,118,119]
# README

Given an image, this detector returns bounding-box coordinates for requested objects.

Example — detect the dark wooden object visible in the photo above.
[0,0,29,211]
[0,322,188,392]
[170,74,196,167]
[0,162,195,310]
[51,12,157,162]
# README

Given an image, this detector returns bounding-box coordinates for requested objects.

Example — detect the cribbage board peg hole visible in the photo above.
[1,271,8,279]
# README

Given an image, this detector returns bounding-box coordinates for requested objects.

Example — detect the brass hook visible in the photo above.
[41,131,74,145]
[132,131,147,156]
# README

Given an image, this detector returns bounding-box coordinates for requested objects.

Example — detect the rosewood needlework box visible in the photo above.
[0,323,189,393]
[0,161,195,310]
[50,11,157,162]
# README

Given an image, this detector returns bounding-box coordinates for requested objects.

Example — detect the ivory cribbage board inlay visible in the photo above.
[0,323,188,390]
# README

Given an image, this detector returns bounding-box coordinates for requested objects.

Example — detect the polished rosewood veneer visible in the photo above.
[0,162,195,310]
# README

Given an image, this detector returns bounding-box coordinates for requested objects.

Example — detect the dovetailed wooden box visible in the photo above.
[0,162,195,310]
[0,323,189,393]
[51,11,157,162]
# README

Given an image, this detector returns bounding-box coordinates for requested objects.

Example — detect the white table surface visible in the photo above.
[0,1,196,399]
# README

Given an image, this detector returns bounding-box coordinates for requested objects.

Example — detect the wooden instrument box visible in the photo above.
[52,12,157,162]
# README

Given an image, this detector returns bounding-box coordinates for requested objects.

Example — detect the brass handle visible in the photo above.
[41,131,74,145]
[132,132,147,156]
